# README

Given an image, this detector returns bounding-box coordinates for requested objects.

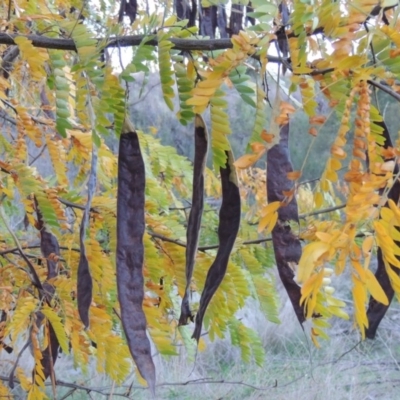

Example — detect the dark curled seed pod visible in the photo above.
[192,150,241,342]
[267,122,304,325]
[179,115,208,326]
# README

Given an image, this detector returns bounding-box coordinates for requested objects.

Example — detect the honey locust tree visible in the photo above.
[1,0,400,398]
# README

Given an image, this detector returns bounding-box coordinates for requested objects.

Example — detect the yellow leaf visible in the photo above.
[314,192,323,208]
[362,236,374,255]
[300,272,320,304]
[193,87,217,96]
[352,275,368,333]
[258,211,278,233]
[365,269,389,305]
[329,306,349,320]
[315,232,332,243]
[186,96,210,106]
[388,199,400,225]
[164,15,177,26]
[197,79,222,89]
[297,242,330,283]
[41,305,70,354]
[260,201,281,217]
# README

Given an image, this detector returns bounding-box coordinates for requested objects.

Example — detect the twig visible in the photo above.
[54,380,130,398]
[367,79,400,103]
[29,145,47,166]
[0,205,44,291]
[59,388,77,400]
[8,339,30,389]
[130,82,162,106]
[299,203,346,219]
[0,245,80,257]
[58,198,100,213]
[149,231,272,251]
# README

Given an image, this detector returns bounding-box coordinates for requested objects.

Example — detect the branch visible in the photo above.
[367,79,400,103]
[0,244,80,257]
[149,231,271,251]
[299,203,346,219]
[0,205,44,291]
[0,33,276,62]
[58,198,101,213]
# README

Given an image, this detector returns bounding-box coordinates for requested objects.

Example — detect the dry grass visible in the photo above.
[3,278,400,399]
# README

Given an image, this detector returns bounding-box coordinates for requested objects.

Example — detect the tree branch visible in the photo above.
[367,80,400,103]
[149,231,271,251]
[0,33,277,62]
[0,33,221,51]
[299,203,346,219]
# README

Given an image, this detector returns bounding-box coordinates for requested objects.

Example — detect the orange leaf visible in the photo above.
[331,145,346,159]
[309,127,318,136]
[390,49,400,58]
[309,116,327,125]
[286,171,301,181]
[279,101,296,114]
[282,188,295,197]
[261,129,275,143]
[352,148,366,160]
[250,142,266,153]
[381,147,396,159]
[234,150,266,169]
[275,115,289,125]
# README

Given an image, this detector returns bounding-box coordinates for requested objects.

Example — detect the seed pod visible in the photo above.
[116,119,156,395]
[267,123,305,324]
[179,115,208,326]
[192,150,241,342]
[77,138,98,328]
[35,198,61,381]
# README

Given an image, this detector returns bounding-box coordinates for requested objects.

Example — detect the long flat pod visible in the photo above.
[179,115,208,325]
[267,123,305,324]
[116,119,156,394]
[35,201,61,380]
[77,138,98,328]
[192,150,241,341]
